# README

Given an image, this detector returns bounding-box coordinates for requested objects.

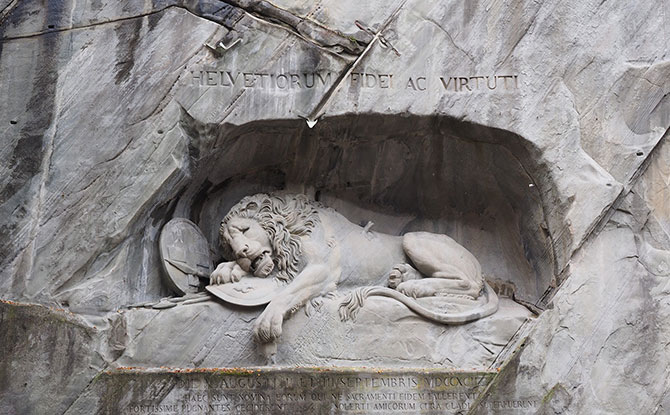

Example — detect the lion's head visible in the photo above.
[219,193,320,282]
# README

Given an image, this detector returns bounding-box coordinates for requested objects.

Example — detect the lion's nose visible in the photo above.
[235,244,250,257]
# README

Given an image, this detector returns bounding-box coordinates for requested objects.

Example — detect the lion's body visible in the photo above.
[212,194,497,343]
[305,208,485,298]
[312,208,405,288]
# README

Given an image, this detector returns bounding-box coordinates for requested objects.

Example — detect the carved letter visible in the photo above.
[379,74,391,88]
[290,74,301,88]
[365,74,377,88]
[243,73,255,88]
[276,74,288,89]
[257,73,269,88]
[406,77,417,90]
[317,72,332,86]
[470,76,485,89]
[220,71,231,86]
[501,75,514,89]
[416,77,427,91]
[226,71,241,86]
[439,77,452,90]
[191,70,203,86]
[206,71,217,86]
[304,73,315,88]
[459,77,471,91]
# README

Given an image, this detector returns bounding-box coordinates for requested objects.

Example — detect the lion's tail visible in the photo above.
[339,282,499,324]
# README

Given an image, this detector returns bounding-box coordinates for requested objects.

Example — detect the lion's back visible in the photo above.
[317,208,405,287]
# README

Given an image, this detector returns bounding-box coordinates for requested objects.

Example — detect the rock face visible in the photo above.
[0,0,668,414]
[112,297,530,369]
[0,301,105,415]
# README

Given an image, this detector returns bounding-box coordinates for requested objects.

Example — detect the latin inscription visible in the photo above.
[191,70,333,89]
[436,75,518,92]
[190,69,520,93]
[99,370,539,415]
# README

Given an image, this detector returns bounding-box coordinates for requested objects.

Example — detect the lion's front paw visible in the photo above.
[210,262,244,285]
[388,263,420,289]
[253,304,284,343]
[397,280,435,298]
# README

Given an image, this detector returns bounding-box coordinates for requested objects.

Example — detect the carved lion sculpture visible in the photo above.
[210,193,498,343]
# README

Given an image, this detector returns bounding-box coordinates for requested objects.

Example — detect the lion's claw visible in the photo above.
[210,262,246,285]
[388,263,420,289]
[253,305,284,343]
[388,270,402,289]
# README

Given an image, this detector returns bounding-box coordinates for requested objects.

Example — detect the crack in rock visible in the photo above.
[222,0,366,55]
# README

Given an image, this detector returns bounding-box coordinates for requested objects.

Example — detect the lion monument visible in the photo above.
[208,193,498,343]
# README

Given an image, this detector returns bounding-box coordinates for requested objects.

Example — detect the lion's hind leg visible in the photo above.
[401,232,483,299]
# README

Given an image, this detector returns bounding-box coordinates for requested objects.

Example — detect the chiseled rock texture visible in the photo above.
[0,301,106,415]
[0,0,668,413]
[472,137,670,414]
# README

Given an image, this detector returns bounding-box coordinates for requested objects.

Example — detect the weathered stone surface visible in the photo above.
[1,4,220,313]
[472,137,670,414]
[0,0,668,413]
[113,297,531,369]
[0,301,105,415]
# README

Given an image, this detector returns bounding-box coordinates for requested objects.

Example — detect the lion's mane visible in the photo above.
[220,193,320,282]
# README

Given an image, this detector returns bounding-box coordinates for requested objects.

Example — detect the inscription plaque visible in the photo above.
[68,368,506,415]
[189,67,520,93]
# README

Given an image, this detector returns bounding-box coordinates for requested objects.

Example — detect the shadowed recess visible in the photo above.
[177,112,560,305]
